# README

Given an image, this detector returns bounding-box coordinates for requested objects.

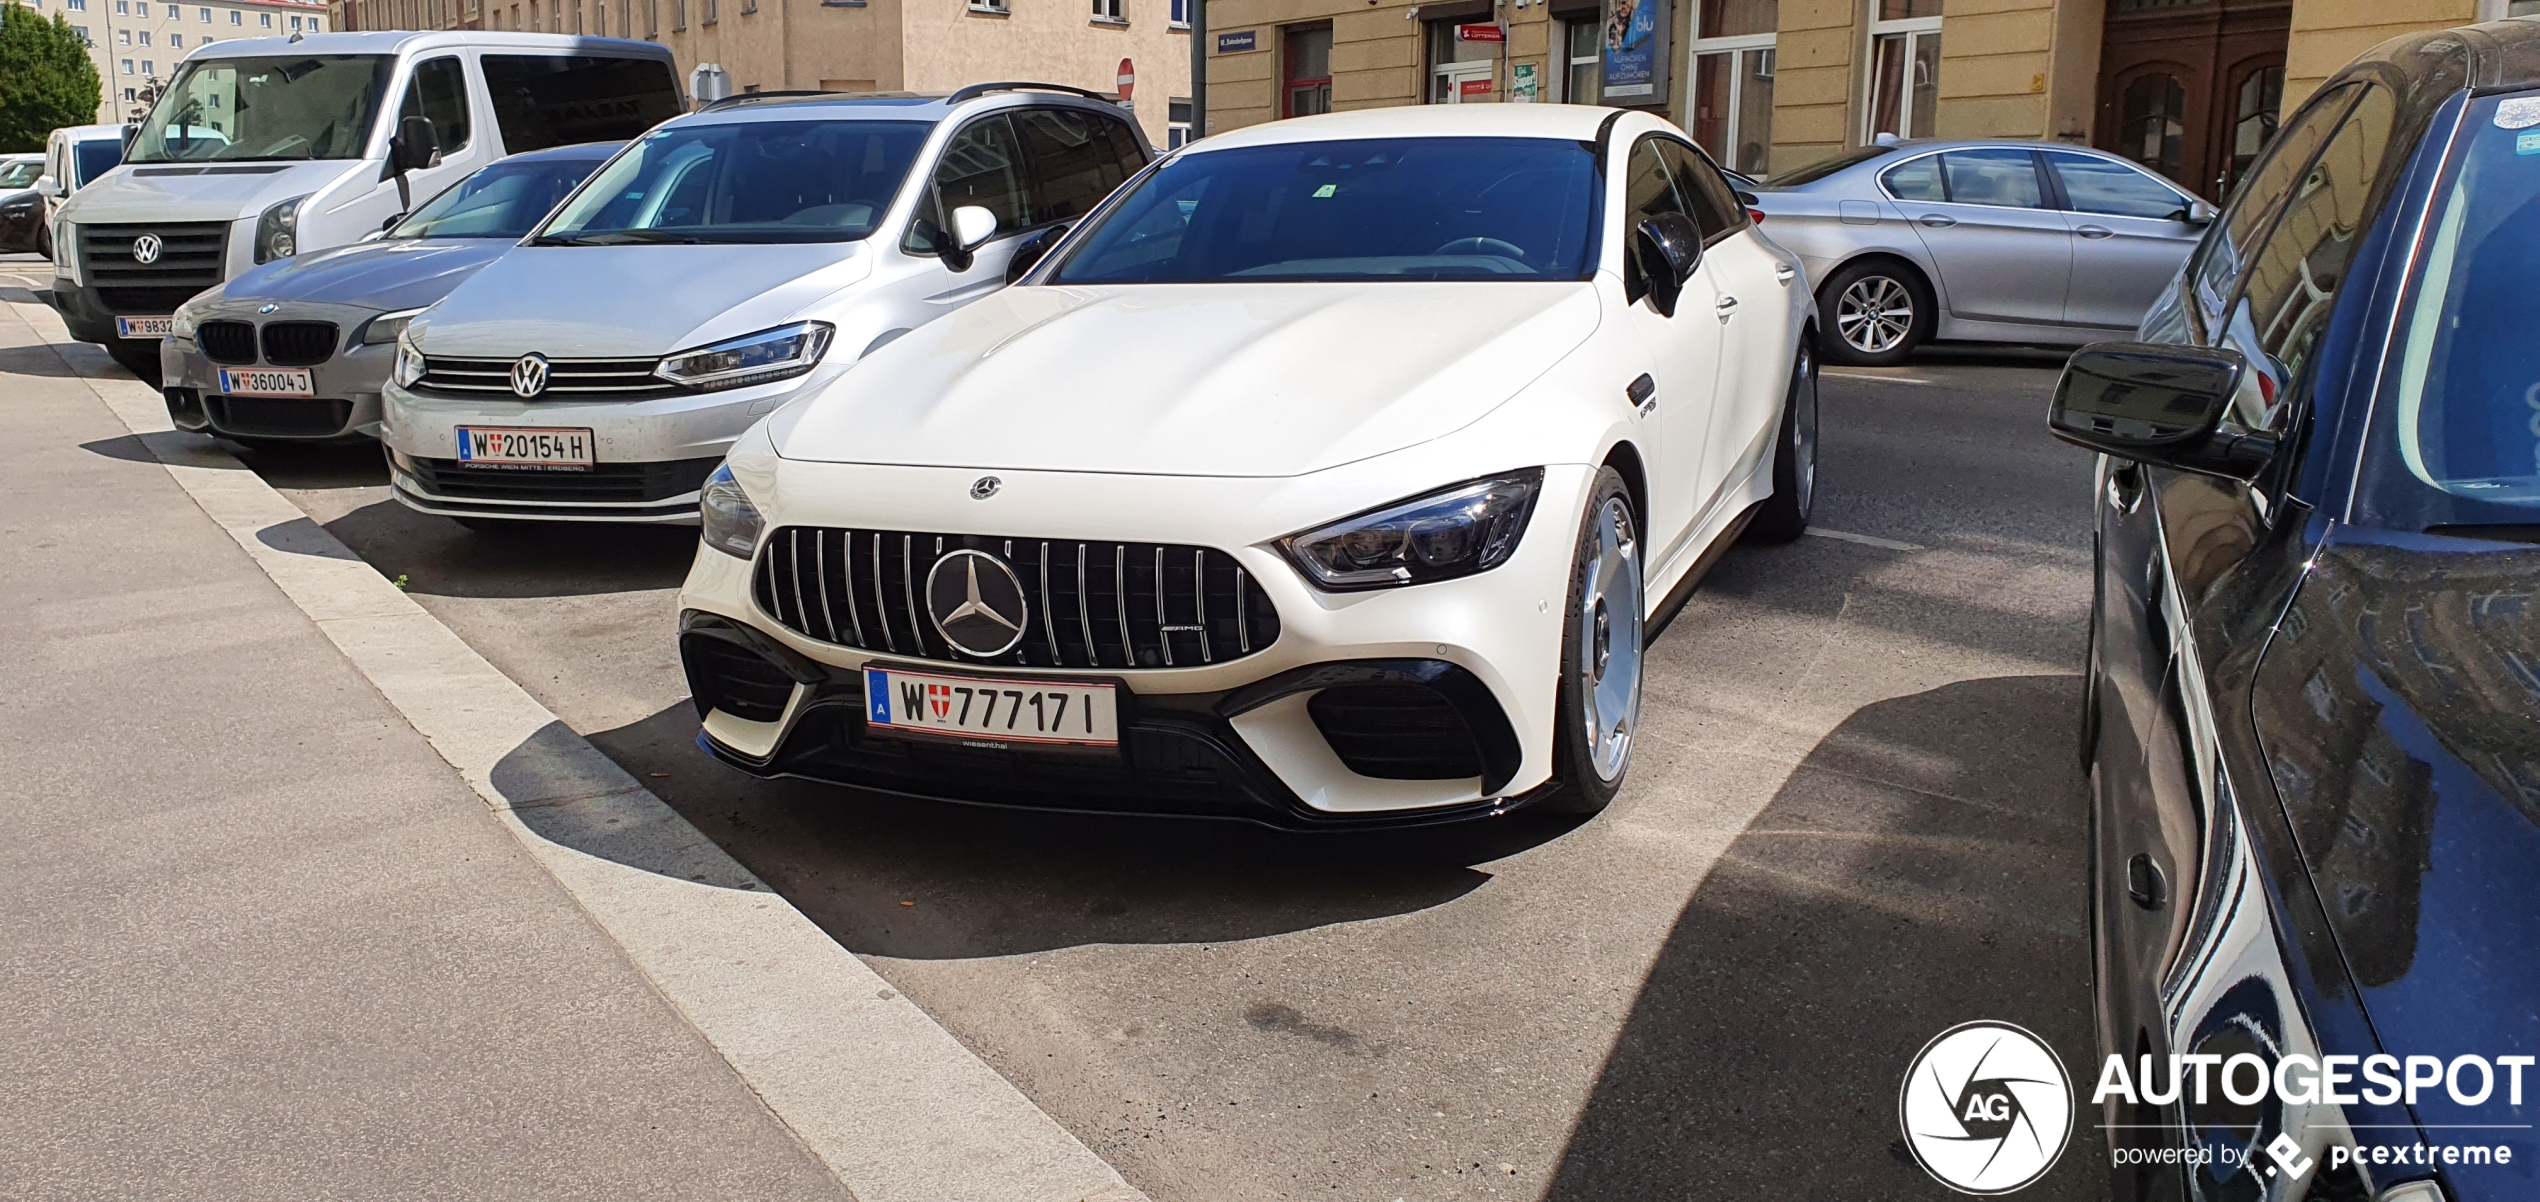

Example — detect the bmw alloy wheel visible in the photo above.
[1836,275,1915,355]
[1577,494,1643,782]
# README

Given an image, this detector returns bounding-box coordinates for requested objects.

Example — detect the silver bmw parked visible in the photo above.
[1749,140,2216,365]
[160,141,620,444]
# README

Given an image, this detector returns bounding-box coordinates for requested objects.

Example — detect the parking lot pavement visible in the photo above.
[176,333,2098,1199]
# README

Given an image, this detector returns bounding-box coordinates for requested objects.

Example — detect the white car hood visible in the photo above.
[412,243,875,359]
[56,159,347,225]
[773,281,1603,478]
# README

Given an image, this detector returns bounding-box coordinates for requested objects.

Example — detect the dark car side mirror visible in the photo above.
[1632,213,1704,318]
[1004,223,1070,285]
[2048,342,2275,480]
[391,115,439,174]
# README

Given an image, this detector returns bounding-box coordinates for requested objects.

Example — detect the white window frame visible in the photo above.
[1862,14,1941,142]
[1558,17,1599,102]
[1168,0,1186,28]
[969,0,1006,14]
[1091,0,1124,24]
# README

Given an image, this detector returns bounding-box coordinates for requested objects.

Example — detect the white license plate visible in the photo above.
[117,316,172,338]
[455,425,595,468]
[218,367,315,398]
[863,667,1119,748]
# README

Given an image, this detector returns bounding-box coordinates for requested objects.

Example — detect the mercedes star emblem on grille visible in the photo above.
[925,550,1029,658]
[131,234,162,265]
[509,353,550,398]
[970,475,1001,500]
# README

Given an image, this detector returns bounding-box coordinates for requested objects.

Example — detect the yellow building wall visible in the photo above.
[899,0,1191,147]
[1934,0,2058,139]
[1770,0,1859,171]
[2281,0,2470,114]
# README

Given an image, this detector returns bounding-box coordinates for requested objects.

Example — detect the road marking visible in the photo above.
[1806,527,1926,552]
[3,291,1148,1202]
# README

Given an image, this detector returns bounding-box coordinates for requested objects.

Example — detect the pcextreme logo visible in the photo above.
[1899,1021,2076,1195]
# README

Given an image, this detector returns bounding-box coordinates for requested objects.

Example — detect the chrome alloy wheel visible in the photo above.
[1576,494,1644,783]
[1835,275,1914,354]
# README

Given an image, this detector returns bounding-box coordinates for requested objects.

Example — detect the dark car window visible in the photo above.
[482,55,682,153]
[2047,152,2188,220]
[2356,88,2540,530]
[1103,119,1147,181]
[1881,154,1945,201]
[1622,135,1695,299]
[391,153,608,238]
[1940,148,2045,208]
[906,113,1030,254]
[74,138,121,187]
[1048,136,1597,284]
[2193,82,2359,332]
[2218,83,2395,433]
[1015,109,1136,227]
[398,56,472,155]
[1659,138,1748,242]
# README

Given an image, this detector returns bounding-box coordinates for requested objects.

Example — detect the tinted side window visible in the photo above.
[2046,152,2187,219]
[1016,109,1133,226]
[906,114,1029,253]
[398,56,471,154]
[2221,83,2397,431]
[1103,119,1147,181]
[481,55,681,153]
[1940,148,2045,208]
[1620,136,1692,300]
[1659,138,1747,242]
[1882,155,1945,201]
[2193,82,2357,329]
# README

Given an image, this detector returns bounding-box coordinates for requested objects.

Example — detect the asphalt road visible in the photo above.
[233,345,2104,1201]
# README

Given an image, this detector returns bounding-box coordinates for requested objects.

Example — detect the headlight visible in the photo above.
[54,219,75,280]
[655,321,833,392]
[169,304,198,341]
[698,464,766,559]
[1282,469,1544,590]
[392,329,426,388]
[360,306,423,346]
[254,194,309,263]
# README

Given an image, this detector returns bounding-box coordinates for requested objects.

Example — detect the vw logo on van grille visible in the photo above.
[509,353,551,398]
[925,550,1030,658]
[130,234,162,265]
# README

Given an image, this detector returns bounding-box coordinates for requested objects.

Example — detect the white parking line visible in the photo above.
[1807,527,1927,553]
[3,288,1148,1202]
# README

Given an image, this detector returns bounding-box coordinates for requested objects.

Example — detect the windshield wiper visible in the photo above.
[529,230,712,246]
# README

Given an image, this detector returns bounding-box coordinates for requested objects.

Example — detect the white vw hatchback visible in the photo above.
[678,105,1817,827]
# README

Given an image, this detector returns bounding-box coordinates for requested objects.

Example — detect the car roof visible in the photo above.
[498,139,625,163]
[673,85,1130,128]
[175,30,671,62]
[54,124,127,143]
[1189,104,1621,152]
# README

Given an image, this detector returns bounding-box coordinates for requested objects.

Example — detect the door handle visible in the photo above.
[2076,224,2115,239]
[1917,214,1957,228]
[1626,373,1657,414]
[1774,263,1797,286]
[1715,294,1740,322]
[2126,854,2167,910]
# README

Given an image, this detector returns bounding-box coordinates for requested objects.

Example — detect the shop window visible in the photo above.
[1285,24,1332,117]
[1865,0,1939,142]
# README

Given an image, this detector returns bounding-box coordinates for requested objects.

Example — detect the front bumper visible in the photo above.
[161,305,390,442]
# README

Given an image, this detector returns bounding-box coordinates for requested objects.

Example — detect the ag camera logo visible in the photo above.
[1900,1021,2075,1194]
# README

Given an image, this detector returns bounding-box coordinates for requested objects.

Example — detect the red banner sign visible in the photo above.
[1455,22,1504,41]
[1459,77,1495,96]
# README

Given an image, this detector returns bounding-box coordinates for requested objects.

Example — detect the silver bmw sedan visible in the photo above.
[1747,140,2216,365]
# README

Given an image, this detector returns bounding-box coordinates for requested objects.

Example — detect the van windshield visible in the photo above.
[128,56,394,163]
[533,120,933,245]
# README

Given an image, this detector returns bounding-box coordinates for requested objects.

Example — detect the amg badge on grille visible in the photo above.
[925,550,1029,658]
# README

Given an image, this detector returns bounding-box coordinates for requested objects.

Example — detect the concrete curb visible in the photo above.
[6,286,1147,1202]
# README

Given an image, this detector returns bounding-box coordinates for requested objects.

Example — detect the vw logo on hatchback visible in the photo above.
[925,550,1029,658]
[509,353,550,398]
[130,234,162,265]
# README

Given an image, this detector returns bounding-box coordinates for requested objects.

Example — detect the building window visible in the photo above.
[2116,72,2186,181]
[118,25,129,41]
[69,0,87,10]
[1168,97,1191,146]
[1092,0,1123,22]
[1865,0,1940,142]
[1559,18,1600,102]
[259,11,271,24]
[971,0,1005,13]
[138,29,150,43]
[1425,18,1491,104]
[1690,0,1774,173]
[290,13,301,27]
[198,6,209,18]
[227,8,237,20]
[125,87,137,100]
[170,32,181,45]
[1284,24,1332,116]
[74,23,92,41]
[115,0,126,13]
[201,34,212,42]
[141,58,153,72]
[121,57,134,72]
[1168,0,1187,25]
[134,1,147,13]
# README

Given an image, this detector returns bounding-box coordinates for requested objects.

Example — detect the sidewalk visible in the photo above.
[0,284,861,1197]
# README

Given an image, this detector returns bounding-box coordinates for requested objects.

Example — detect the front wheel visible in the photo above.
[1818,261,1932,366]
[1744,340,1819,544]
[1540,467,1643,817]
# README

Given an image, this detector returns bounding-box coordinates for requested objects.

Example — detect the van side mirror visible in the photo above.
[1631,213,1703,318]
[2047,342,2274,480]
[1004,223,1069,284]
[34,175,60,199]
[392,115,439,174]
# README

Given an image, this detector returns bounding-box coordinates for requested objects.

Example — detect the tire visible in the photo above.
[1743,339,1819,544]
[1817,259,1933,366]
[36,222,53,261]
[1540,466,1644,817]
[107,341,163,388]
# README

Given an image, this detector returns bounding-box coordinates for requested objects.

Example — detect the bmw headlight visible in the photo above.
[169,303,199,341]
[392,329,426,388]
[1282,469,1545,590]
[254,194,309,263]
[655,321,834,392]
[698,464,766,559]
[361,306,424,346]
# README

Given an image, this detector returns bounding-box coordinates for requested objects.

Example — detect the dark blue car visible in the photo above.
[2055,18,2540,1202]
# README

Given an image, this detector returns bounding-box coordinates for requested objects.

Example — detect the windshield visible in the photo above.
[0,160,40,188]
[1764,144,1894,189]
[534,119,932,245]
[392,154,611,240]
[1048,137,1597,284]
[73,139,121,187]
[128,56,394,163]
[2360,90,2540,533]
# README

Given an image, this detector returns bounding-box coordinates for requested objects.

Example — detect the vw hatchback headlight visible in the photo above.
[361,306,424,346]
[1283,469,1544,590]
[656,322,834,392]
[255,195,309,263]
[698,464,765,559]
[392,330,426,388]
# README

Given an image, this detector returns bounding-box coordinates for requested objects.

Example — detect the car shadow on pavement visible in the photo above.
[314,497,700,599]
[0,342,88,378]
[224,438,390,490]
[1541,673,2110,1202]
[580,700,1580,959]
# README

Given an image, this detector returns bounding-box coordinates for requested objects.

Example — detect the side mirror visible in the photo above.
[1003,223,1069,285]
[2182,199,2219,227]
[391,115,439,174]
[950,204,998,253]
[2047,342,2274,479]
[33,175,59,199]
[1631,213,1703,318]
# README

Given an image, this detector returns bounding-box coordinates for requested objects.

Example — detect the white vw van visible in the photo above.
[50,31,682,381]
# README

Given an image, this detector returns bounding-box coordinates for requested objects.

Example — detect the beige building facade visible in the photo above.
[1201,0,2536,195]
[7,0,331,123]
[335,0,1193,148]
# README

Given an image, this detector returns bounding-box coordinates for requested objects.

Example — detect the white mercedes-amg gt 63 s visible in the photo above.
[676,104,1818,828]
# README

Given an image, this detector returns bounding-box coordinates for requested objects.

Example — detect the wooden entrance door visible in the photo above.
[2094,0,2288,201]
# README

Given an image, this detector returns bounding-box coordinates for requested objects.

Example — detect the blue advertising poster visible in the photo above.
[1599,0,1672,105]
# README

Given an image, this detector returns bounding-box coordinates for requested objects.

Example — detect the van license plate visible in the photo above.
[863,667,1119,749]
[218,368,315,398]
[455,426,595,468]
[117,316,172,338]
